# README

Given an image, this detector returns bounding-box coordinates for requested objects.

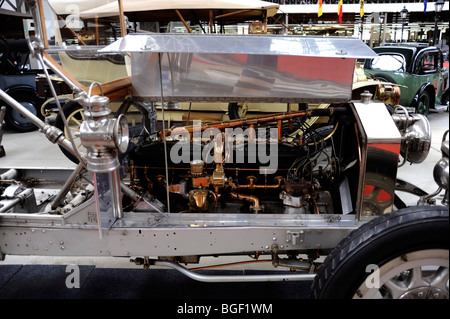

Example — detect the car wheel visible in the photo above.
[311,205,449,299]
[3,89,43,133]
[416,90,431,116]
[54,100,85,163]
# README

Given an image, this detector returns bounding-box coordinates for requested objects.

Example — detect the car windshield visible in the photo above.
[44,0,122,47]
[41,0,129,87]
[370,54,405,72]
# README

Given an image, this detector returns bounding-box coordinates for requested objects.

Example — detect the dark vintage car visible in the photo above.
[364,44,449,116]
[0,34,45,132]
[0,6,45,133]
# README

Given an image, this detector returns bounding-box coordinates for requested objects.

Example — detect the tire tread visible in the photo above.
[311,206,449,298]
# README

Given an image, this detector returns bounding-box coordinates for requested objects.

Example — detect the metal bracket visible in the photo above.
[286,230,304,246]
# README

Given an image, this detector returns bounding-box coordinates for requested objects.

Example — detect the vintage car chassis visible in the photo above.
[0,0,448,298]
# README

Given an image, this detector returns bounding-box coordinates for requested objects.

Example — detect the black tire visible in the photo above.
[3,89,43,132]
[54,100,84,164]
[311,206,449,299]
[373,73,397,84]
[416,90,431,116]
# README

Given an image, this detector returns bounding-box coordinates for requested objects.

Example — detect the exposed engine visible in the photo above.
[1,2,448,297]
[126,106,360,216]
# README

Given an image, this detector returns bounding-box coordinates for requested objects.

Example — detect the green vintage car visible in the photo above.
[364,44,449,116]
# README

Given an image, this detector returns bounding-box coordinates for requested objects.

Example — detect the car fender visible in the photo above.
[410,82,436,109]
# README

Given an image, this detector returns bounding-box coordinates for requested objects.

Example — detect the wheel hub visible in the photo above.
[400,287,448,299]
[353,249,449,299]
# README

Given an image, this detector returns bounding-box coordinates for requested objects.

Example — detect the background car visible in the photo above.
[364,44,449,116]
[0,35,45,132]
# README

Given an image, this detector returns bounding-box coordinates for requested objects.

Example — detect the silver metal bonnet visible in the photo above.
[102,34,377,103]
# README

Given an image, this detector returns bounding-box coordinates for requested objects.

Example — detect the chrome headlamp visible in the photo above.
[79,91,129,237]
[79,95,129,172]
[392,106,431,165]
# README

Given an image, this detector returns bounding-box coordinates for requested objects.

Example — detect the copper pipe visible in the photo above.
[164,107,346,137]
[229,177,283,190]
[131,166,290,173]
[249,124,255,141]
[129,165,135,185]
[209,190,218,213]
[313,197,320,214]
[230,192,261,212]
[277,120,282,142]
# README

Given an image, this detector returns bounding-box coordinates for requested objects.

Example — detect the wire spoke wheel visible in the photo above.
[55,101,85,163]
[64,107,85,154]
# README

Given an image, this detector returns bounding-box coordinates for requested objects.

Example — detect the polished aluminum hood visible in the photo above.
[102,34,377,103]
